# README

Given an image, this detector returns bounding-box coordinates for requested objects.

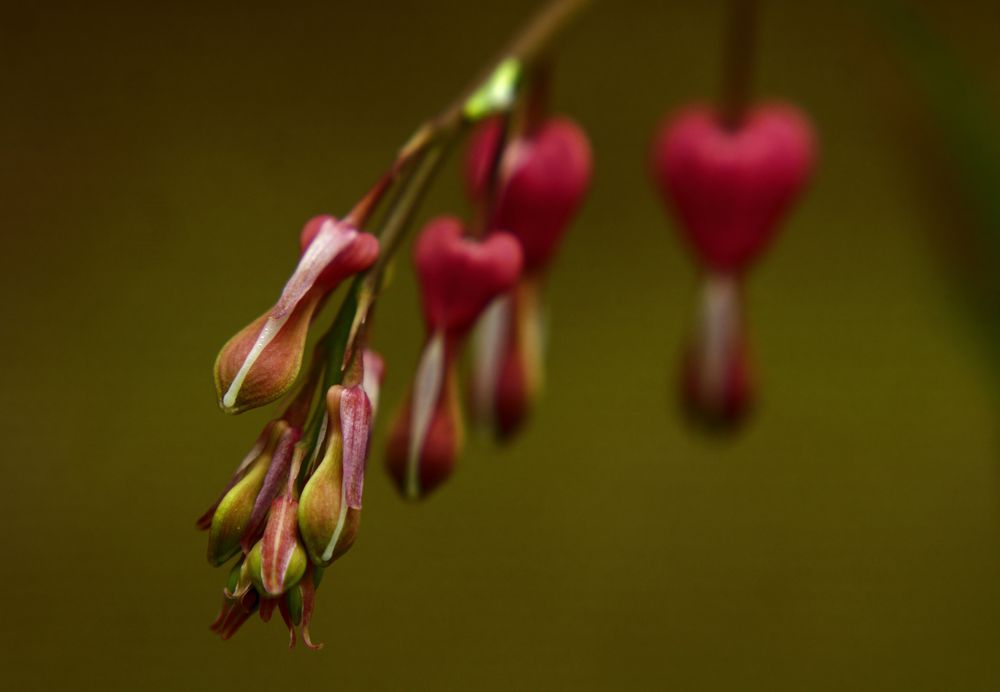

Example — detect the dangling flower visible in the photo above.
[214,216,379,414]
[465,116,592,272]
[650,103,814,272]
[464,116,591,437]
[650,102,815,428]
[386,216,522,498]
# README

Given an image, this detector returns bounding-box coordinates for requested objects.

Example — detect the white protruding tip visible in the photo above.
[222,314,290,410]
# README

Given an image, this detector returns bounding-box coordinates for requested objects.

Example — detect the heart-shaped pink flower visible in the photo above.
[651,103,815,272]
[465,117,591,273]
[414,216,523,336]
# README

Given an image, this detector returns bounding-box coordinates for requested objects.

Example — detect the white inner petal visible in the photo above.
[472,295,511,424]
[223,313,291,410]
[406,331,446,498]
[700,274,739,406]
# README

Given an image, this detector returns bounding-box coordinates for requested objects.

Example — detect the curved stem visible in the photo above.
[294,0,590,465]
[720,0,758,129]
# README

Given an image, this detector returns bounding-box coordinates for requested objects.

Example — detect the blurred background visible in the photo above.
[2,0,998,689]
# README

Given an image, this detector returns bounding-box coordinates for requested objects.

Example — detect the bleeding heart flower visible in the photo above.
[465,116,592,273]
[386,216,522,499]
[651,103,815,272]
[214,216,379,414]
[414,216,523,336]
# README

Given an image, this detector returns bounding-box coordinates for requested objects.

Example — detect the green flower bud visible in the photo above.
[206,422,288,566]
[298,387,362,566]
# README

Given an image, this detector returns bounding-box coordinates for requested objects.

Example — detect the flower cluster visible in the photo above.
[199,0,594,645]
[199,0,821,649]
[202,216,384,647]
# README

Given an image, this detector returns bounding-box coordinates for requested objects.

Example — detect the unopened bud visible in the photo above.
[206,422,289,566]
[214,216,378,414]
[257,495,308,596]
[298,386,368,566]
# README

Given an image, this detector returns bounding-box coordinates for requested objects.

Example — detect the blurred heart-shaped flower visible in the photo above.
[465,116,592,273]
[651,103,815,272]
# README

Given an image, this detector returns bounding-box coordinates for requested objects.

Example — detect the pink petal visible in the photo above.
[340,385,372,509]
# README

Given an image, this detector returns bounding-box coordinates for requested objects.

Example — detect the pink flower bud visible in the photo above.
[465,116,592,272]
[214,216,379,414]
[651,103,815,272]
[414,216,523,336]
[255,495,308,596]
[298,215,381,291]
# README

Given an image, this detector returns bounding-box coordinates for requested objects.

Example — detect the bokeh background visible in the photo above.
[3,0,998,689]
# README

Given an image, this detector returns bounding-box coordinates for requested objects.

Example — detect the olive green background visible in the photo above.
[2,1,998,690]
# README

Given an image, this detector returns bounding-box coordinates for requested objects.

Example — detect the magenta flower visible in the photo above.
[651,103,815,272]
[464,115,592,437]
[386,216,522,498]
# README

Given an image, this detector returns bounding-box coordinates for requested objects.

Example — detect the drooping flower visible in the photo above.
[214,216,379,414]
[650,103,815,428]
[463,115,591,437]
[386,216,522,498]
[465,116,592,272]
[650,103,815,272]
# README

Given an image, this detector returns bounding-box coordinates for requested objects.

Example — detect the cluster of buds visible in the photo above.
[203,214,385,646]
[651,104,815,428]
